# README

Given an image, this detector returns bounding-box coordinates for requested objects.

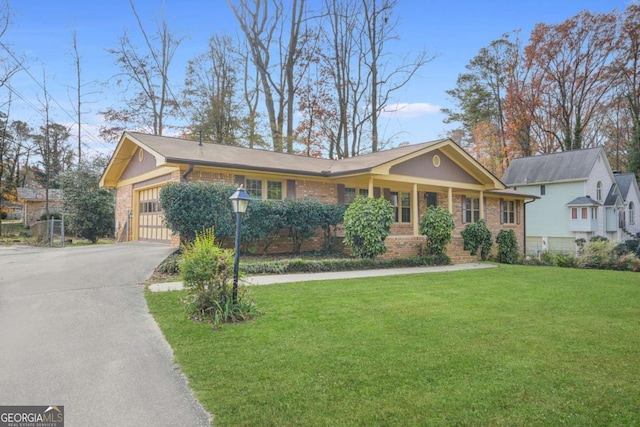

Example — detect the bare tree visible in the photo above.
[228,0,307,153]
[360,0,431,153]
[321,0,362,158]
[71,31,84,161]
[0,0,20,88]
[8,120,33,187]
[101,1,183,141]
[237,39,265,149]
[320,0,431,157]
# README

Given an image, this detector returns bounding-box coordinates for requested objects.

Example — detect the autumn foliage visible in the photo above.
[444,5,640,181]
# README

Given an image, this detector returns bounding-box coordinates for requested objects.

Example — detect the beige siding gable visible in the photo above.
[121,148,158,180]
[389,150,480,185]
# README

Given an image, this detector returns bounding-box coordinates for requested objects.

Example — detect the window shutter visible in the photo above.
[516,200,521,225]
[500,199,504,224]
[234,175,245,186]
[337,184,345,205]
[286,180,296,199]
[462,195,467,224]
[374,187,381,199]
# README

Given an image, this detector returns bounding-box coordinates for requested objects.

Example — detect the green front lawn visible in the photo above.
[146,265,640,426]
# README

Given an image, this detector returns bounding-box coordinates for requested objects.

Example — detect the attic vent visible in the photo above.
[432,155,441,168]
[138,148,144,162]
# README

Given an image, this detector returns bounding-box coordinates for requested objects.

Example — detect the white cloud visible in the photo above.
[381,102,441,118]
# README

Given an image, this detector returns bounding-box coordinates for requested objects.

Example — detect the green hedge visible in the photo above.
[241,254,450,275]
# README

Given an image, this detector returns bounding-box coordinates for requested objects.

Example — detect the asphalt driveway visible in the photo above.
[0,242,210,426]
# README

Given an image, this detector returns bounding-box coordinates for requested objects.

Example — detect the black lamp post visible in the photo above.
[229,185,251,305]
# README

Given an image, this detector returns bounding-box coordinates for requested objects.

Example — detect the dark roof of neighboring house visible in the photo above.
[502,147,603,186]
[567,196,601,206]
[127,132,447,177]
[0,200,21,209]
[604,183,622,207]
[17,188,63,201]
[614,173,636,199]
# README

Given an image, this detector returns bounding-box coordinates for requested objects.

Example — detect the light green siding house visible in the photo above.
[502,147,640,254]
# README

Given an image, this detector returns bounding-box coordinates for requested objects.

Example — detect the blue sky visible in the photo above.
[1,0,631,156]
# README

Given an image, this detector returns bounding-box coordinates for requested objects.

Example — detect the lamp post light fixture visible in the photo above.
[229,185,251,305]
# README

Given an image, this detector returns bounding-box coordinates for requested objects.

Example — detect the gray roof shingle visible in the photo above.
[614,173,636,199]
[566,196,601,206]
[502,147,603,185]
[128,132,446,177]
[17,188,63,201]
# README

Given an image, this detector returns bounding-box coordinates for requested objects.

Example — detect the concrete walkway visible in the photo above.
[149,262,497,292]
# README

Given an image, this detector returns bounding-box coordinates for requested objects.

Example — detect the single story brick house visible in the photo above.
[16,188,64,226]
[99,132,536,261]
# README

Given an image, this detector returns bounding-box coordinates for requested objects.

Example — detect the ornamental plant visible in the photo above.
[461,219,492,260]
[419,206,455,256]
[343,196,393,259]
[180,228,258,326]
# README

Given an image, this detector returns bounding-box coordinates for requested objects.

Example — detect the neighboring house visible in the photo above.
[100,132,536,261]
[502,147,640,254]
[615,172,640,238]
[16,188,64,226]
[0,200,22,219]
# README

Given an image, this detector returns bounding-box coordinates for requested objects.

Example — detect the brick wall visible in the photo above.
[23,200,63,226]
[117,167,526,262]
[114,185,133,241]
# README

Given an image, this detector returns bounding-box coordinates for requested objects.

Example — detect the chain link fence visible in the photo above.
[30,219,66,247]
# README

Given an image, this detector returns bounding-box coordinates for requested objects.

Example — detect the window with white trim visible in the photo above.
[596,181,603,201]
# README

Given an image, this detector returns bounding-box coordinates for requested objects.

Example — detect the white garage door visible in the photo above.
[138,187,171,243]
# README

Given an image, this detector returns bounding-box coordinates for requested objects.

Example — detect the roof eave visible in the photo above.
[164,157,331,177]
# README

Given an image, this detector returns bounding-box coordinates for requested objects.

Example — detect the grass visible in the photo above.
[146,265,640,426]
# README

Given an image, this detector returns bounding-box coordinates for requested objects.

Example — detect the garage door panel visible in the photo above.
[138,188,171,244]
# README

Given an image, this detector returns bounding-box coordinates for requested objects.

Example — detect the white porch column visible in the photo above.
[448,187,453,213]
[368,177,374,197]
[480,190,485,220]
[413,183,419,236]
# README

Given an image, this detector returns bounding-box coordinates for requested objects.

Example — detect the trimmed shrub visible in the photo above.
[242,199,345,255]
[241,255,446,275]
[281,199,323,254]
[160,182,237,243]
[318,203,347,253]
[495,229,518,264]
[343,196,393,259]
[419,206,455,256]
[461,219,492,261]
[242,200,286,253]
